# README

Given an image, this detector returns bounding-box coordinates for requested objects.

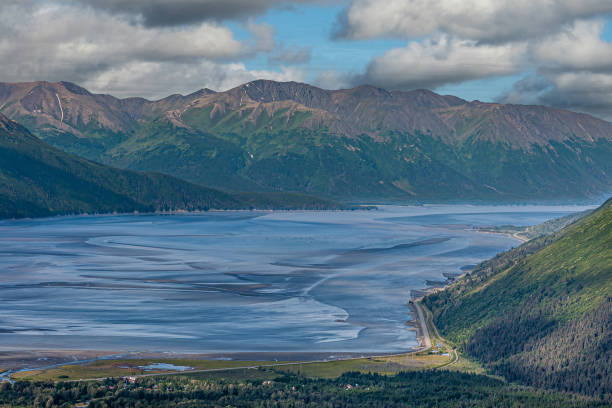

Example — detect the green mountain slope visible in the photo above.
[2,80,611,201]
[0,113,343,219]
[422,199,612,396]
[106,119,487,199]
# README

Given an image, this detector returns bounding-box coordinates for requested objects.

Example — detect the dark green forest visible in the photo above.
[1,371,607,408]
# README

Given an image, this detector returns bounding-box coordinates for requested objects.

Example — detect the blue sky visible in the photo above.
[232,3,612,107]
[232,4,407,81]
[603,20,612,40]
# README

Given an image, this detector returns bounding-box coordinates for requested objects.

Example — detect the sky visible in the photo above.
[1,0,612,120]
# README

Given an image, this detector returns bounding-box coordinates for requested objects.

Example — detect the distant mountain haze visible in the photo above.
[1,80,611,201]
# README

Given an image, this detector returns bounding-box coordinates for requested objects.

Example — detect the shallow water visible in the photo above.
[0,204,591,353]
[138,363,193,371]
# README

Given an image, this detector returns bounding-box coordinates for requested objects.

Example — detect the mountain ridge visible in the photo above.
[1,79,611,201]
[3,79,611,147]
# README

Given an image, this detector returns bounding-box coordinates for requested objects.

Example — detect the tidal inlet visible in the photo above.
[0,205,586,355]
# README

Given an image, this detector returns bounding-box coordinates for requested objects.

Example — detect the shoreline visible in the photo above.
[0,292,437,382]
[0,207,370,223]
[406,301,432,351]
[471,228,529,243]
[0,294,444,383]
[0,292,437,381]
[1,202,593,224]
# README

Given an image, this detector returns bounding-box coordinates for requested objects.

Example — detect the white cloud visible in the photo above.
[362,36,526,90]
[268,46,312,65]
[314,70,357,90]
[245,20,276,54]
[86,61,307,99]
[0,4,250,64]
[0,2,308,98]
[75,0,336,27]
[501,72,612,120]
[499,20,612,121]
[340,3,612,120]
[336,0,612,43]
[532,20,612,72]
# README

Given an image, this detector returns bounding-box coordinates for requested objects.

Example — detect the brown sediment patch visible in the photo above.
[0,350,123,371]
[0,349,419,376]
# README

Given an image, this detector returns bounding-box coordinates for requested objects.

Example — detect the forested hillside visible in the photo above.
[1,371,606,408]
[0,113,342,219]
[423,199,611,397]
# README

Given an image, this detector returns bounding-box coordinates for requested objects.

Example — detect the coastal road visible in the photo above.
[412,301,432,350]
[419,302,459,368]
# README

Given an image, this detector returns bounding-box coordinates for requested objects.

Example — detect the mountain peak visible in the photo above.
[187,88,216,98]
[228,80,331,107]
[2,79,612,150]
[58,81,92,95]
[347,84,393,98]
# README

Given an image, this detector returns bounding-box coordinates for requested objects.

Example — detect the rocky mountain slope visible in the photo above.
[1,80,611,201]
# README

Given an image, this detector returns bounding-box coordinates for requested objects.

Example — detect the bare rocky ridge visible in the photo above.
[2,79,611,148]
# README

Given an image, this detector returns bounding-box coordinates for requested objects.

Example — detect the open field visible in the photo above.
[275,353,450,378]
[10,349,458,382]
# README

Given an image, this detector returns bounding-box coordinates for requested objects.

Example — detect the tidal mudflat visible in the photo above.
[0,205,591,355]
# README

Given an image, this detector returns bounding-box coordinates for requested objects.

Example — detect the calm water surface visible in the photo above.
[0,205,591,353]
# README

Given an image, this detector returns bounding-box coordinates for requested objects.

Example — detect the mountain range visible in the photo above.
[1,80,611,201]
[0,113,342,219]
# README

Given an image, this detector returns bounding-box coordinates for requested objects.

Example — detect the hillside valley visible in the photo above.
[0,113,342,219]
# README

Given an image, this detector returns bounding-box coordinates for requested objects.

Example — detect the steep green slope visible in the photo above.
[104,118,254,191]
[422,200,612,396]
[101,121,514,200]
[0,114,343,219]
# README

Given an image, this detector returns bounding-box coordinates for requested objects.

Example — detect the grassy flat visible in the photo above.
[12,351,458,382]
[275,354,451,378]
[11,359,289,381]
